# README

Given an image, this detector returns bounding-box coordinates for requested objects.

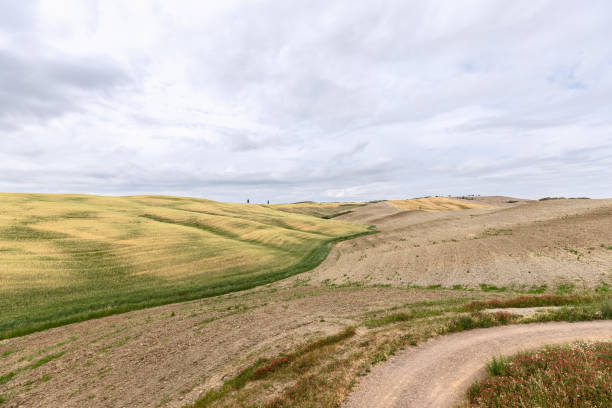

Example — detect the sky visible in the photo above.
[1,0,611,203]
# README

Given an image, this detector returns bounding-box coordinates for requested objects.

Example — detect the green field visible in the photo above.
[0,193,372,339]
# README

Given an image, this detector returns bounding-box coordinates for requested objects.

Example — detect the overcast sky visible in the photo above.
[1,1,611,203]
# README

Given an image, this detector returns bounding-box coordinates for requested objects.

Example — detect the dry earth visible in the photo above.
[0,286,467,408]
[305,198,612,289]
[1,197,611,407]
[342,321,612,408]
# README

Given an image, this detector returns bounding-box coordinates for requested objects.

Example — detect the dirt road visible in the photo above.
[342,321,612,408]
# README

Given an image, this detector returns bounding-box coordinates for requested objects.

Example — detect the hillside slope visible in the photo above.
[309,198,612,289]
[267,201,365,219]
[387,196,491,212]
[0,193,371,338]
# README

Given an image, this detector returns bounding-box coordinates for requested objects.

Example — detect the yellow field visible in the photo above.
[268,201,366,218]
[0,193,371,338]
[388,197,491,212]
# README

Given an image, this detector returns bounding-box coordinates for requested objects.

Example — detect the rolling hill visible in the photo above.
[0,193,372,339]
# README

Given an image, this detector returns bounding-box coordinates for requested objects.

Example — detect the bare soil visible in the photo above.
[305,198,612,289]
[342,321,612,408]
[0,286,464,408]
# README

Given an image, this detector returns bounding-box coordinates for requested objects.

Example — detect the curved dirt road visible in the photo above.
[343,321,612,408]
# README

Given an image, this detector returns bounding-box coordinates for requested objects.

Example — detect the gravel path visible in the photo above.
[342,321,612,408]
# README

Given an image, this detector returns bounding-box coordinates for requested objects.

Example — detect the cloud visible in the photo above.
[1,0,611,202]
[0,49,130,128]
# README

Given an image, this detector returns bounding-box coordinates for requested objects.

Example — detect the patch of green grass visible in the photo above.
[595,282,610,294]
[364,313,410,328]
[98,336,131,353]
[485,355,510,376]
[409,308,445,319]
[0,225,69,241]
[464,294,598,312]
[0,351,64,386]
[371,351,387,364]
[292,278,311,288]
[564,247,584,259]
[0,395,6,405]
[450,299,609,335]
[0,371,15,385]
[479,284,507,292]
[555,283,575,295]
[196,309,245,326]
[26,351,65,370]
[445,311,520,333]
[527,284,547,294]
[520,300,611,323]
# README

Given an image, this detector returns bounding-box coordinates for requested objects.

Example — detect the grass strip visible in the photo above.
[26,351,65,370]
[522,301,612,322]
[186,327,356,408]
[0,372,15,385]
[0,351,64,386]
[364,312,411,328]
[463,294,602,312]
[445,311,521,333]
[451,300,611,333]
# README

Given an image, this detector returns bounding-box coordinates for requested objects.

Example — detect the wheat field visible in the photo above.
[0,193,371,338]
[387,196,490,212]
[268,201,366,218]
